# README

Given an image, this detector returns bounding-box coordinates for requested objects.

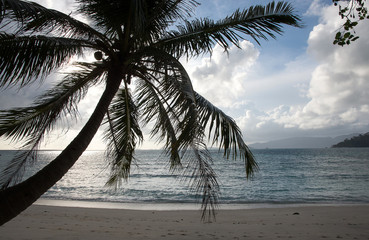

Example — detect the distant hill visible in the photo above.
[249,134,358,149]
[332,132,369,148]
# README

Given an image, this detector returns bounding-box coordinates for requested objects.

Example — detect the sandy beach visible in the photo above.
[1,204,369,240]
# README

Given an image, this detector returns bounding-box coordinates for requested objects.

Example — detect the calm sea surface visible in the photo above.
[0,148,368,207]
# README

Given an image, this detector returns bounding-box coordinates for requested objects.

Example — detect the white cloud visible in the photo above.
[305,0,325,16]
[287,3,369,129]
[234,1,369,143]
[35,0,76,12]
[188,40,259,107]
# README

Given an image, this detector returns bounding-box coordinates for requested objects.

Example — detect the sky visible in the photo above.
[1,0,369,150]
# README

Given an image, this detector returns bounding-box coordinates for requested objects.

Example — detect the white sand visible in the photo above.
[1,204,369,239]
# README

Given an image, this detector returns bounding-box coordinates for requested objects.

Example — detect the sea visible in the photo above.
[0,148,368,210]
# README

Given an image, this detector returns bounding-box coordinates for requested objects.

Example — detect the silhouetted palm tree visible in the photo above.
[0,0,300,224]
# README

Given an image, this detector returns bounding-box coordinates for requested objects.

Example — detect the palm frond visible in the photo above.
[157,73,219,221]
[76,0,128,37]
[134,49,219,220]
[76,0,198,37]
[0,33,91,88]
[152,0,199,22]
[134,48,198,168]
[1,0,43,24]
[0,62,106,188]
[158,1,301,58]
[136,77,182,169]
[195,92,258,178]
[142,0,199,39]
[184,141,219,221]
[173,89,220,221]
[170,85,219,221]
[0,128,44,190]
[1,0,103,41]
[103,87,143,189]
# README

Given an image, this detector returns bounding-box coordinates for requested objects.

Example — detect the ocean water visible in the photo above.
[0,148,368,207]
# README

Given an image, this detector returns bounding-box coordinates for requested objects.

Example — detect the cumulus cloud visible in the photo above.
[236,103,319,143]
[189,40,259,107]
[284,2,369,129]
[235,1,369,143]
[35,0,76,12]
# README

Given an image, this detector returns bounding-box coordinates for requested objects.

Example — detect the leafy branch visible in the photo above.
[333,0,368,46]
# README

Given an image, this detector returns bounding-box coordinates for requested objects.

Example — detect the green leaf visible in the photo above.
[352,36,359,41]
[344,32,351,38]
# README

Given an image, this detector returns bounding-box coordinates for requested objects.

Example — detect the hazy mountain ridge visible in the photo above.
[249,133,359,149]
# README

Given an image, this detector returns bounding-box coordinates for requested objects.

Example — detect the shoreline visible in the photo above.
[34,198,369,210]
[1,203,368,239]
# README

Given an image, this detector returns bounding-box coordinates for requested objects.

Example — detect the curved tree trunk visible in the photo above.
[0,73,122,225]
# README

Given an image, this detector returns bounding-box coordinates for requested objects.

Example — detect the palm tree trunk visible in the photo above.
[0,73,122,225]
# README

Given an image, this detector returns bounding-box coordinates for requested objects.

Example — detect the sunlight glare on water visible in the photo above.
[0,148,368,205]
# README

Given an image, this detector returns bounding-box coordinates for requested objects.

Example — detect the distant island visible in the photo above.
[332,132,369,148]
[249,134,358,149]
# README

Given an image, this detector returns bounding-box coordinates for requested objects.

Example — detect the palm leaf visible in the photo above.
[184,141,219,221]
[195,92,258,178]
[134,48,197,167]
[170,85,219,221]
[76,0,198,37]
[137,0,199,41]
[0,33,91,88]
[103,87,143,188]
[1,0,43,24]
[0,62,106,188]
[158,1,301,58]
[136,76,182,169]
[135,49,219,220]
[159,78,219,221]
[1,0,103,41]
[76,0,130,37]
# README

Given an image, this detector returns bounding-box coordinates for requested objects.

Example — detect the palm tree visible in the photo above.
[0,0,301,225]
